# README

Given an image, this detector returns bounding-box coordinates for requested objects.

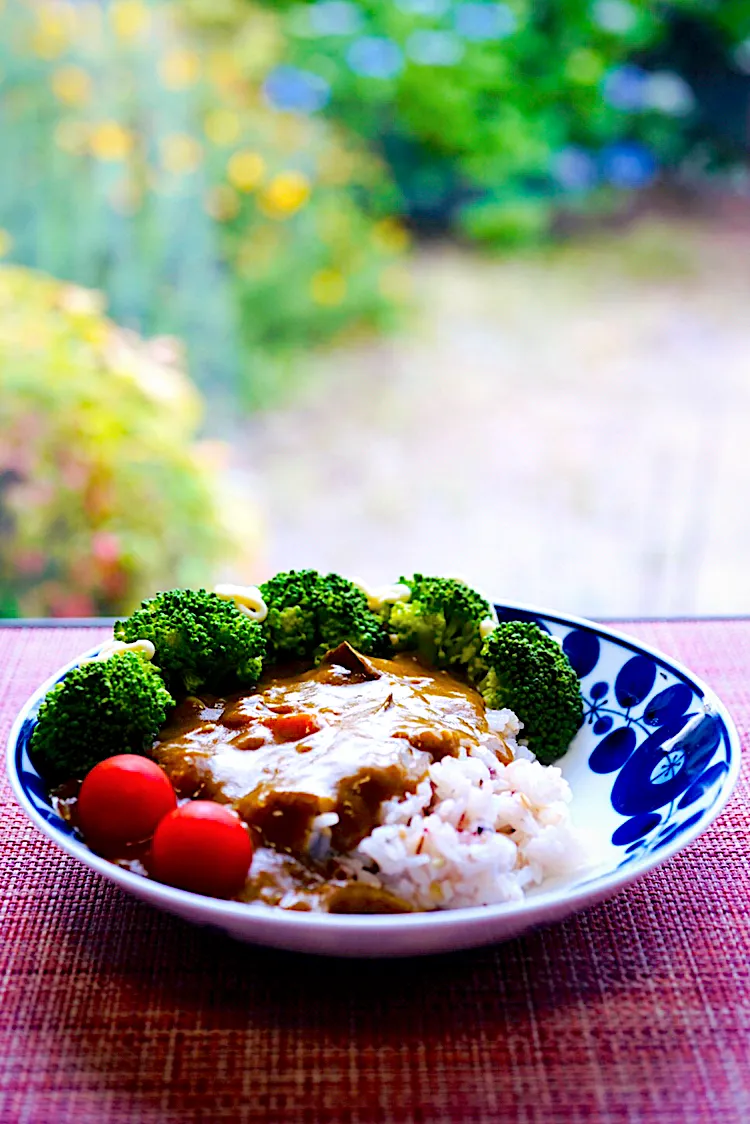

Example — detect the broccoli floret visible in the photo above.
[382,574,495,672]
[316,572,387,657]
[260,569,388,663]
[115,588,265,695]
[259,570,322,661]
[472,621,583,763]
[30,651,174,784]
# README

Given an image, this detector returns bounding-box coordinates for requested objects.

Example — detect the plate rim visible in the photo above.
[5,601,742,936]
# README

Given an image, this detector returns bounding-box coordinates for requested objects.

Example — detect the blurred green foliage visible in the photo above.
[0,0,407,407]
[257,0,750,245]
[0,265,259,617]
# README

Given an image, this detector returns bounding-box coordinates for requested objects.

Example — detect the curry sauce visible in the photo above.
[149,643,512,912]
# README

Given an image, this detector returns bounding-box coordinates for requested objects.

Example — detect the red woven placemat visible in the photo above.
[1,622,748,1124]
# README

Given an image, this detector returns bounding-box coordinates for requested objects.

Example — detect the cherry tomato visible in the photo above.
[149,802,253,899]
[78,755,177,854]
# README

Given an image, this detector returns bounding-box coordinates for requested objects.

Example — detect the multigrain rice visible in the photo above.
[340,708,589,910]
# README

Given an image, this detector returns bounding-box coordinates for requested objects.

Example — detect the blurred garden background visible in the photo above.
[1,0,749,618]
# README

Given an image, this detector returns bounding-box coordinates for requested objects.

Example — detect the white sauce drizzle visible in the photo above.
[214,583,268,623]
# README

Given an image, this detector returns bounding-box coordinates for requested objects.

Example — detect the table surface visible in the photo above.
[1,621,748,1124]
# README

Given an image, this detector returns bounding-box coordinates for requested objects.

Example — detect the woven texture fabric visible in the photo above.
[0,622,748,1124]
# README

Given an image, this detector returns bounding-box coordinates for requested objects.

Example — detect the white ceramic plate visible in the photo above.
[6,605,740,957]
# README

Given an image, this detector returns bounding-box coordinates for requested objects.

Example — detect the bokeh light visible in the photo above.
[160,133,203,176]
[406,30,464,67]
[347,37,403,79]
[258,170,312,217]
[592,0,638,35]
[454,3,516,42]
[600,141,657,188]
[603,65,647,111]
[309,2,363,37]
[226,151,266,192]
[263,66,331,114]
[552,147,598,193]
[51,66,92,107]
[89,121,135,162]
[644,72,695,117]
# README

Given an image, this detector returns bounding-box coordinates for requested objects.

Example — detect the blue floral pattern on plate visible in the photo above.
[14,668,79,838]
[499,610,734,870]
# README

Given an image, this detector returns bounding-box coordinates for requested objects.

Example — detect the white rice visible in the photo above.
[339,708,590,911]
